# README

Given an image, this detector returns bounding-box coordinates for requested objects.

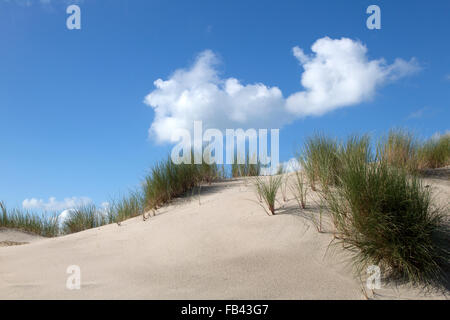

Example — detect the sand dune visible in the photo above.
[0,177,448,300]
[0,229,43,247]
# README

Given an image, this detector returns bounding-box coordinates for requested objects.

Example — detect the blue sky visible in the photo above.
[1,0,449,211]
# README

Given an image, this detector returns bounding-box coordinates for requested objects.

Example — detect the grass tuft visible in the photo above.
[109,190,145,223]
[232,153,261,177]
[142,153,219,211]
[62,204,108,234]
[254,175,283,215]
[299,134,340,192]
[290,171,308,209]
[322,134,449,285]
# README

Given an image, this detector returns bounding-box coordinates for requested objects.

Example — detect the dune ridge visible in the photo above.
[0,176,448,300]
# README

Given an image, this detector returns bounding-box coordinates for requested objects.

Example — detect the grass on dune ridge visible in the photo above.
[1,149,257,237]
[379,129,450,172]
[61,152,222,233]
[419,132,450,169]
[0,201,59,237]
[298,134,341,191]
[254,175,283,215]
[231,153,261,178]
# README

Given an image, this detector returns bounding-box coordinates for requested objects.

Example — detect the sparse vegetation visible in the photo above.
[290,171,307,209]
[280,173,289,202]
[299,134,340,192]
[142,154,219,211]
[254,175,283,215]
[418,133,450,169]
[231,153,261,177]
[276,163,285,175]
[0,201,59,237]
[108,190,145,223]
[62,204,108,234]
[1,152,223,237]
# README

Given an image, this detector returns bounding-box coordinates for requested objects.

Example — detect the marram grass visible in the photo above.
[62,204,108,234]
[314,134,450,286]
[254,175,283,215]
[418,133,450,169]
[299,133,340,192]
[0,201,59,237]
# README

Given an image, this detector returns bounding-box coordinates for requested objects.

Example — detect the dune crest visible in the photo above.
[0,177,448,300]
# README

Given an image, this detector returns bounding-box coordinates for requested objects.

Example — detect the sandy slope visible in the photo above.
[0,176,448,300]
[0,229,43,247]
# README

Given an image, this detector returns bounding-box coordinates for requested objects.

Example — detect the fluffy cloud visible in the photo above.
[145,50,287,143]
[145,37,419,143]
[286,37,419,116]
[22,196,92,212]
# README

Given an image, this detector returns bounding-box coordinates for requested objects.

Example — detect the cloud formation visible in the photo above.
[22,196,92,212]
[145,50,287,143]
[144,37,419,144]
[286,37,419,116]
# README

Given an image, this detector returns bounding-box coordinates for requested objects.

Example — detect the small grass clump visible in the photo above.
[143,154,219,211]
[0,201,59,237]
[324,135,449,285]
[254,175,283,215]
[232,153,261,177]
[299,134,340,192]
[62,204,108,234]
[108,190,145,223]
[290,171,308,209]
[418,133,450,169]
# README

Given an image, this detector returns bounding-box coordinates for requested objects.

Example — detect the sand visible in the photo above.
[0,174,449,300]
[0,228,43,247]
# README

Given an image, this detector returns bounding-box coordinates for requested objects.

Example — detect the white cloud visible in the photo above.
[144,37,419,144]
[286,37,419,116]
[22,196,92,212]
[145,50,287,143]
